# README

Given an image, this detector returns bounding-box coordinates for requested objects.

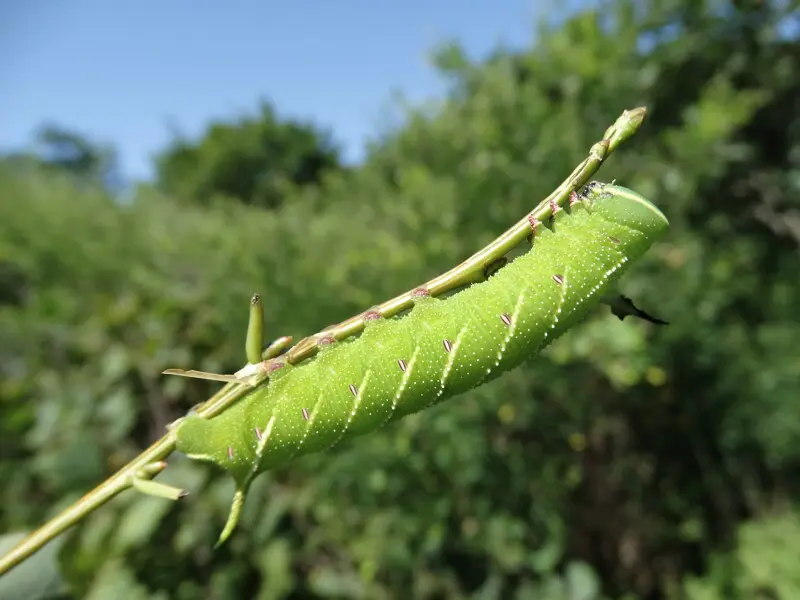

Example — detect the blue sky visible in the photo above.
[0,1,584,182]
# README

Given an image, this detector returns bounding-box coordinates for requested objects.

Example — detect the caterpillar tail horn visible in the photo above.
[601,293,668,325]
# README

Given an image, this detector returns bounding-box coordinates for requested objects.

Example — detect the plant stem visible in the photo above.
[0,106,646,578]
[282,106,646,365]
[0,377,250,577]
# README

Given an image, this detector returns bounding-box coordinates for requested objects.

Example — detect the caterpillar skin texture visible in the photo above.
[175,182,668,542]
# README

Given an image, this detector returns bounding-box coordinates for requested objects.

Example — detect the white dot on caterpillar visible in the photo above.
[398,359,407,371]
[255,427,263,441]
[500,313,511,326]
[302,407,310,421]
[443,339,453,353]
[348,383,358,396]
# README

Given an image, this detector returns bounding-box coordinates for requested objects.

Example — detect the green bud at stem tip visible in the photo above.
[246,293,265,364]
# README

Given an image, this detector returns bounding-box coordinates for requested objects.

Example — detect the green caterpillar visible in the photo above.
[174,181,669,543]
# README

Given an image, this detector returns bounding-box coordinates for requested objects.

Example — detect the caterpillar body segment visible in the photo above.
[174,182,669,544]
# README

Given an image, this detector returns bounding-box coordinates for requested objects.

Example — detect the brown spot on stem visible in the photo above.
[363,310,382,321]
[527,214,541,244]
[569,190,580,206]
[412,287,430,298]
[501,313,512,326]
[549,198,560,214]
[443,339,453,353]
[317,335,336,347]
[552,274,565,285]
[265,359,285,374]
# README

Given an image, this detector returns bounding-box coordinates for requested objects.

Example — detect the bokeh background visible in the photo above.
[1,0,799,598]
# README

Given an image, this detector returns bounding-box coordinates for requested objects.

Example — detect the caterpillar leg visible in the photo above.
[216,485,249,547]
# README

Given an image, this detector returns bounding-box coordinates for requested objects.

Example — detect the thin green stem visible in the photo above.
[282,106,646,365]
[0,106,646,578]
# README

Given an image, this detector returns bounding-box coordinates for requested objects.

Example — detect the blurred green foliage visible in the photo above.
[1,0,799,598]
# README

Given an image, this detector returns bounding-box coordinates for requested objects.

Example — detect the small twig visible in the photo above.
[0,106,647,577]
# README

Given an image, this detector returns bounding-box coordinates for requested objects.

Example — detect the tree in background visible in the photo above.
[154,99,344,209]
[2,123,122,193]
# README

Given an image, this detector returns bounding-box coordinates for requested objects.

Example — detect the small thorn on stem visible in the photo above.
[162,368,245,384]
[590,139,610,161]
[130,474,187,501]
[136,461,168,478]
[262,335,293,360]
